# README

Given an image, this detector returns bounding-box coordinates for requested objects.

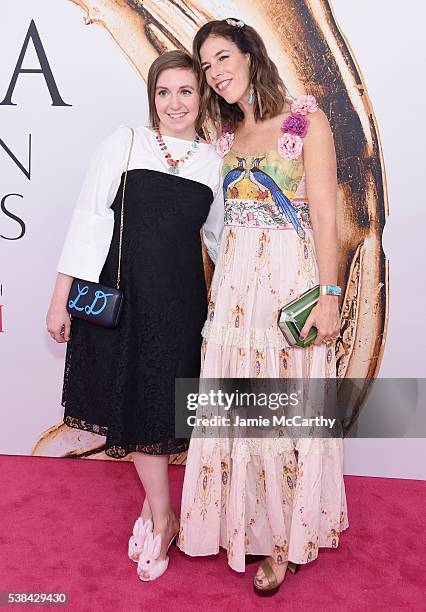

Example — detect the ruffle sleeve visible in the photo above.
[57,126,132,282]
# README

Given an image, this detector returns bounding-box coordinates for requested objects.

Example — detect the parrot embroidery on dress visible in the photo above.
[222,157,246,201]
[249,158,305,238]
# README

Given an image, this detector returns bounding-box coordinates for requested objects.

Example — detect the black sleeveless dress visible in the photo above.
[62,169,213,458]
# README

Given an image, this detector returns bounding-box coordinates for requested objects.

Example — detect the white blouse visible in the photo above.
[57,125,224,282]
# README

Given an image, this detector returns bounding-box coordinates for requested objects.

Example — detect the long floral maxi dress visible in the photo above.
[178,96,349,572]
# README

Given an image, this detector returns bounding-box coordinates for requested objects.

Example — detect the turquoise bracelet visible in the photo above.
[319,285,341,296]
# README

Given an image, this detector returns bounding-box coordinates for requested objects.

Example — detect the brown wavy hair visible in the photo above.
[193,19,288,133]
[147,50,204,133]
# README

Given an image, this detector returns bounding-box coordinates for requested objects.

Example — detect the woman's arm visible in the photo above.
[47,126,130,343]
[46,273,74,343]
[203,163,225,264]
[299,108,341,345]
[57,126,130,281]
[203,190,224,264]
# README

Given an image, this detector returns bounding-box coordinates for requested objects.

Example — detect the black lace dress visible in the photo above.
[62,168,214,457]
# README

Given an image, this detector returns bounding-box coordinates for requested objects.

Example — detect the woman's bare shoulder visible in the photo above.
[304,107,333,140]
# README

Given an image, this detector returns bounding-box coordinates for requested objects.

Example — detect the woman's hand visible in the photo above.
[46,273,74,343]
[299,295,340,346]
[46,305,71,343]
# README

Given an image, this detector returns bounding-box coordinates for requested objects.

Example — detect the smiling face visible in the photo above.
[200,35,251,105]
[155,67,200,139]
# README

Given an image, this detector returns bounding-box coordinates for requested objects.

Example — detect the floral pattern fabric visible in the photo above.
[178,95,349,572]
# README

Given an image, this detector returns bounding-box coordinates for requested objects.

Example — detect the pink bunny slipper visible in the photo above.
[137,531,176,581]
[128,516,153,563]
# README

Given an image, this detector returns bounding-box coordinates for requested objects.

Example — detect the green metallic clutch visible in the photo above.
[278,285,320,348]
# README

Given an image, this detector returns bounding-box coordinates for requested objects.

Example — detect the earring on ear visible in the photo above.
[256,89,263,118]
[248,84,254,105]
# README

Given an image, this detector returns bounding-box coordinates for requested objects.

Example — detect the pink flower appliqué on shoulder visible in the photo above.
[216,132,235,157]
[277,94,318,160]
[282,113,308,138]
[277,133,303,160]
[290,94,318,116]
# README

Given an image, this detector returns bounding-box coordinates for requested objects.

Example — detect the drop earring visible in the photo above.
[256,89,263,118]
[248,84,254,105]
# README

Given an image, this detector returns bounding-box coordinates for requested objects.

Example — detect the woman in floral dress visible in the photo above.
[178,19,348,595]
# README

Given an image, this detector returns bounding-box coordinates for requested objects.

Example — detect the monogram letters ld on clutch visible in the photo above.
[68,283,113,317]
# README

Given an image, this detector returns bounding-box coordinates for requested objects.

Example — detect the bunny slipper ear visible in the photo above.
[134,516,153,539]
[142,532,154,554]
[133,517,145,538]
[142,518,153,535]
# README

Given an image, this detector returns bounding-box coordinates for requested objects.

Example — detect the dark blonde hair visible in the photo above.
[147,50,203,132]
[193,19,288,131]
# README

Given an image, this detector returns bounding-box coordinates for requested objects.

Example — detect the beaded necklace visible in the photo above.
[154,126,200,175]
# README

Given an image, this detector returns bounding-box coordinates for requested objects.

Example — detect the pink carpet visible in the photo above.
[0,455,424,611]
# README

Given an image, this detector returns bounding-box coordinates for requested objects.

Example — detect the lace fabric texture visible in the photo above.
[62,169,213,458]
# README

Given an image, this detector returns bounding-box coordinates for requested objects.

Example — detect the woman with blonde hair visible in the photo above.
[178,19,348,595]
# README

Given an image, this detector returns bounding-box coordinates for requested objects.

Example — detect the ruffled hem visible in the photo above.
[179,527,350,571]
[202,319,288,350]
[178,437,348,572]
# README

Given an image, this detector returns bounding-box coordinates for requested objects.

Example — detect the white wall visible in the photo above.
[0,0,424,478]
[0,0,148,454]
[331,0,426,479]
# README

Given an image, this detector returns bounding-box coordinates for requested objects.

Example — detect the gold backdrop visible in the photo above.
[32,0,388,463]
